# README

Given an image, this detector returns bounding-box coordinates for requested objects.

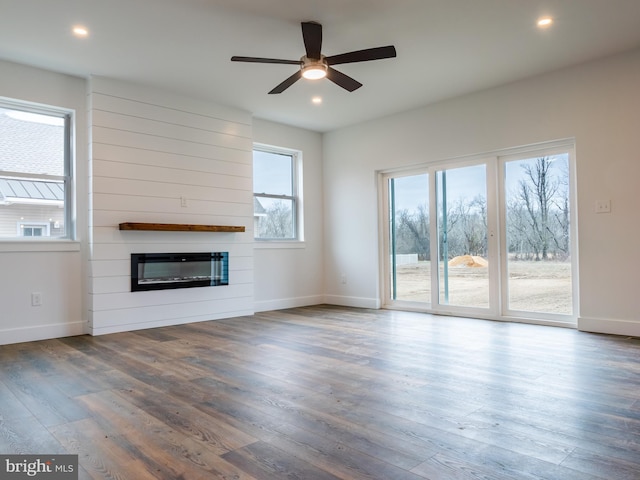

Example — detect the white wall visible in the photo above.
[3,47,639,343]
[88,77,255,335]
[323,48,640,336]
[252,118,324,311]
[0,60,87,344]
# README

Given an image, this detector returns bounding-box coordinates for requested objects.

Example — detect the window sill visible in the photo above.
[0,239,81,253]
[254,240,306,249]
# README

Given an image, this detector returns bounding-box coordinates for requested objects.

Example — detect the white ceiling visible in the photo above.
[1,0,640,132]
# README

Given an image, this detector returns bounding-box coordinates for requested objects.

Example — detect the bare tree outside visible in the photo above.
[447,195,487,258]
[518,157,557,260]
[395,204,430,260]
[255,199,294,239]
[506,156,570,261]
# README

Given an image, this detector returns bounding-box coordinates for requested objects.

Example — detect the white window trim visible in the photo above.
[0,240,80,253]
[254,241,306,250]
[0,98,75,241]
[253,143,304,243]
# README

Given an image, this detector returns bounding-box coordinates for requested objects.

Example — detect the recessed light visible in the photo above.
[312,96,322,105]
[72,25,89,37]
[537,17,553,28]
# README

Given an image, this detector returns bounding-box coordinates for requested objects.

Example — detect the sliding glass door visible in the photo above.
[387,173,430,302]
[382,143,576,325]
[501,151,574,317]
[434,163,492,312]
[384,159,496,318]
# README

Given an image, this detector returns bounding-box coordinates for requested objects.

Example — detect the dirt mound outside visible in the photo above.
[448,255,488,268]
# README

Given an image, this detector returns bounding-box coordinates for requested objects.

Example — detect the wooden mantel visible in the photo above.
[119,222,245,233]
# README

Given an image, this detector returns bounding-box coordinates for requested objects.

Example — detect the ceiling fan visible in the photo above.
[231,21,396,94]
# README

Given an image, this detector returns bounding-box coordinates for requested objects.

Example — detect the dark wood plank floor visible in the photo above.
[1,305,640,479]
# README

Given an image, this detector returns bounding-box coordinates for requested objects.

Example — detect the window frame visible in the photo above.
[252,144,303,242]
[0,98,74,241]
[17,221,50,237]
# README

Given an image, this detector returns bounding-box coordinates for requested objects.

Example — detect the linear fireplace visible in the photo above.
[131,252,228,292]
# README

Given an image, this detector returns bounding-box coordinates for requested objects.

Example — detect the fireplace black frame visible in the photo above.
[131,252,228,292]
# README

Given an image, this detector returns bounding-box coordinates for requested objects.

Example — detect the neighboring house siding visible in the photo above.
[0,203,65,236]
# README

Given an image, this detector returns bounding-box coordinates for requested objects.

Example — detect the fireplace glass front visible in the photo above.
[131,252,228,292]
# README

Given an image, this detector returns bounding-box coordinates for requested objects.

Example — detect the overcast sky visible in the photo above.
[391,155,568,213]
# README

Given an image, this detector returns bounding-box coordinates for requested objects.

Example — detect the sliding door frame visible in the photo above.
[379,139,578,327]
[429,156,501,319]
[497,143,579,326]
[379,167,431,311]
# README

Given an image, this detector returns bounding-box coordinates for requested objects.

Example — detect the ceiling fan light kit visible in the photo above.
[231,21,396,94]
[301,56,328,80]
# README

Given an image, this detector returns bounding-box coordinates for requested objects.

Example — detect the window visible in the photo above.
[0,100,72,239]
[18,221,50,237]
[253,146,301,240]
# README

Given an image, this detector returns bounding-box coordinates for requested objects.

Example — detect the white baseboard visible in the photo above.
[323,295,381,309]
[254,295,325,312]
[0,321,86,346]
[89,309,254,336]
[578,316,640,337]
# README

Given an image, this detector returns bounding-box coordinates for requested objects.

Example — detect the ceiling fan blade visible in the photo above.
[231,56,301,65]
[326,67,362,92]
[326,45,397,65]
[268,70,303,94]
[302,21,323,60]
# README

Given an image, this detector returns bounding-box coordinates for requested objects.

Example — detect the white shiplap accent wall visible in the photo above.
[88,77,254,335]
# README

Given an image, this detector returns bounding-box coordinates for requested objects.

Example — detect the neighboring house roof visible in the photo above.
[253,197,267,216]
[0,107,64,176]
[0,177,64,205]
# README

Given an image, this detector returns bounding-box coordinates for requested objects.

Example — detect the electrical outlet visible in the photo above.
[31,292,42,306]
[595,199,611,214]
[180,196,188,208]
[341,274,347,285]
